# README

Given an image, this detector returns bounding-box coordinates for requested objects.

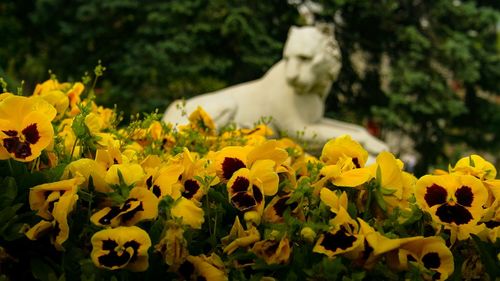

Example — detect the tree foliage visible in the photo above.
[319,0,500,174]
[1,0,298,114]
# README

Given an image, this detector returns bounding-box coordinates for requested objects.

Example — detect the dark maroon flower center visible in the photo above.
[320,226,357,252]
[222,157,246,180]
[422,252,441,269]
[455,186,473,207]
[98,239,140,267]
[273,196,299,217]
[435,204,473,225]
[22,124,41,144]
[231,193,256,211]
[183,179,200,199]
[2,124,41,159]
[231,176,250,193]
[424,184,448,207]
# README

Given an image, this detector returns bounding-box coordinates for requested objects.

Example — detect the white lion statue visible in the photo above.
[163,25,388,155]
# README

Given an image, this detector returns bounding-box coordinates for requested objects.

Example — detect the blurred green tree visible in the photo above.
[318,0,500,174]
[1,0,298,115]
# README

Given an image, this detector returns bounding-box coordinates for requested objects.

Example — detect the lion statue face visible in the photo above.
[283,26,341,97]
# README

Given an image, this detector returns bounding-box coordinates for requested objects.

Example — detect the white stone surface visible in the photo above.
[163,25,388,155]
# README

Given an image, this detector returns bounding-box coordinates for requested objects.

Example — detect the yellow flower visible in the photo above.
[415,174,487,229]
[386,236,454,281]
[105,163,145,187]
[66,82,84,115]
[62,158,110,193]
[170,197,205,229]
[180,254,228,281]
[319,188,348,214]
[252,236,292,265]
[262,194,303,223]
[226,161,278,216]
[451,154,496,180]
[155,221,188,270]
[314,161,372,191]
[0,95,56,162]
[222,217,260,254]
[246,140,288,169]
[320,135,369,168]
[26,190,79,251]
[367,152,416,214]
[91,187,159,227]
[213,146,252,182]
[355,219,423,269]
[313,208,364,258]
[187,106,216,135]
[29,176,84,220]
[37,90,69,120]
[143,164,184,199]
[91,226,151,272]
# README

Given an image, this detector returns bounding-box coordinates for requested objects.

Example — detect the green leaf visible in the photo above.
[0,177,17,208]
[379,186,397,195]
[471,234,500,279]
[374,192,387,212]
[0,203,23,225]
[375,165,382,186]
[30,257,58,281]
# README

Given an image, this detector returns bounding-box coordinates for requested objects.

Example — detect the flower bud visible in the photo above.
[300,227,316,243]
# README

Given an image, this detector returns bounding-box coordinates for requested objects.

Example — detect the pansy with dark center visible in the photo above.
[2,124,41,159]
[273,196,298,217]
[416,174,487,231]
[320,226,357,252]
[91,226,151,271]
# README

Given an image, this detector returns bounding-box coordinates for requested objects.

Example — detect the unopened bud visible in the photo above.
[300,227,316,243]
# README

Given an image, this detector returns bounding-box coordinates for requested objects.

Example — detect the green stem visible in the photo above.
[70,138,79,160]
[7,159,14,176]
[363,185,373,220]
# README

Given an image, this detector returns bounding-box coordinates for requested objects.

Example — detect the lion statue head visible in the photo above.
[282,25,341,99]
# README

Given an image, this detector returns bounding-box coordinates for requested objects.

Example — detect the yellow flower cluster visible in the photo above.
[2,78,499,280]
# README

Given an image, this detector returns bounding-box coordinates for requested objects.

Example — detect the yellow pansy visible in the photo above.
[415,174,488,228]
[320,135,369,168]
[91,226,151,272]
[355,219,423,269]
[143,163,184,199]
[319,188,348,214]
[0,95,56,162]
[91,187,159,227]
[213,145,252,182]
[181,254,228,281]
[105,163,145,187]
[451,154,496,180]
[387,236,454,281]
[313,208,364,258]
[62,158,110,193]
[252,236,292,265]
[222,217,261,255]
[26,190,79,251]
[187,106,216,135]
[263,194,303,223]
[29,176,84,220]
[170,197,205,229]
[155,221,188,270]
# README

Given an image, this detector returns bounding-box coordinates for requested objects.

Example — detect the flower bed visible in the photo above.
[0,76,499,280]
